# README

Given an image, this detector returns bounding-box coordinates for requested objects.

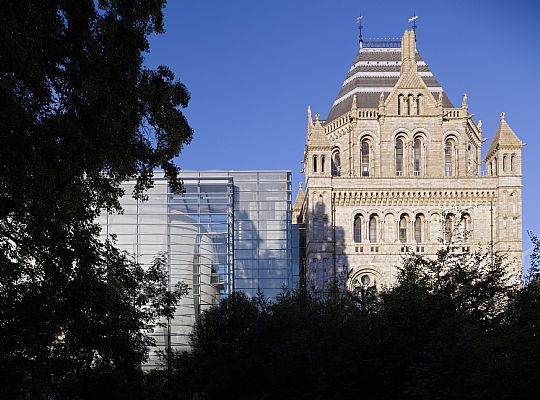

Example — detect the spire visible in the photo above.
[400,29,418,74]
[356,15,364,48]
[292,183,305,220]
[408,15,418,40]
[486,112,523,159]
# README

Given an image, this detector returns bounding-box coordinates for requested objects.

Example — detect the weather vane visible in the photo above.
[408,14,418,35]
[356,14,364,48]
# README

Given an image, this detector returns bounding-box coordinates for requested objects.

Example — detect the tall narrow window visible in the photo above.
[444,141,453,176]
[407,94,413,115]
[396,138,404,176]
[511,154,515,172]
[414,138,422,176]
[502,154,507,173]
[331,150,341,176]
[494,157,498,175]
[398,94,404,115]
[313,155,318,173]
[369,215,377,243]
[321,155,326,173]
[416,94,422,115]
[361,140,370,177]
[354,214,362,243]
[415,214,423,243]
[399,215,407,243]
[444,214,454,244]
[460,213,471,242]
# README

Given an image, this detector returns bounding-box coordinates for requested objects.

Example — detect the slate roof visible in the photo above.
[326,40,453,122]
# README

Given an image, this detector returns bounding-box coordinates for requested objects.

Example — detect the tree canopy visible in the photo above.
[152,245,540,400]
[0,1,192,398]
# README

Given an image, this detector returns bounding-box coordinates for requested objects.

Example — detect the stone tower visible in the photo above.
[294,30,523,290]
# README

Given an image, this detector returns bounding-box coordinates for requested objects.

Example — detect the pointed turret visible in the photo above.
[292,182,305,223]
[485,112,524,176]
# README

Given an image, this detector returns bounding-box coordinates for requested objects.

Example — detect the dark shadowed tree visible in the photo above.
[155,246,528,400]
[0,1,192,398]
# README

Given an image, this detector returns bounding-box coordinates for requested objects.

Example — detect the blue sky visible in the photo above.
[145,0,540,268]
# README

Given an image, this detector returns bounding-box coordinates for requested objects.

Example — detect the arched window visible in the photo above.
[460,213,471,242]
[510,154,515,172]
[407,94,413,115]
[415,214,424,243]
[361,140,370,177]
[502,154,507,173]
[313,155,318,173]
[414,138,422,176]
[321,155,326,173]
[399,214,408,243]
[488,161,493,176]
[331,150,341,176]
[444,140,453,176]
[369,215,377,243]
[416,94,422,115]
[398,94,404,115]
[494,156,498,175]
[396,138,404,176]
[354,214,362,243]
[444,214,454,244]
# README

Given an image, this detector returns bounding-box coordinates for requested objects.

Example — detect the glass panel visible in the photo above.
[361,141,369,176]
[414,138,421,175]
[396,139,403,175]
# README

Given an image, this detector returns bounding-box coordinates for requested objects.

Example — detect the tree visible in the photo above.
[0,1,192,398]
[159,246,517,400]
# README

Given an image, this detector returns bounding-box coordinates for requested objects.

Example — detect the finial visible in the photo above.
[308,105,312,118]
[315,113,320,122]
[478,119,483,130]
[379,92,385,107]
[351,94,357,110]
[408,14,418,38]
[500,112,505,121]
[299,182,303,191]
[461,93,468,108]
[356,15,364,48]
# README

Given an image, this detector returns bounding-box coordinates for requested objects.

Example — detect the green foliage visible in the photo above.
[152,245,540,400]
[0,1,192,398]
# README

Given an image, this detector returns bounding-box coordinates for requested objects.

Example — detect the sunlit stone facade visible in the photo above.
[293,30,523,291]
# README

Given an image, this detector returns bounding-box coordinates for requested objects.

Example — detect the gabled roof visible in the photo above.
[486,112,523,158]
[326,36,453,122]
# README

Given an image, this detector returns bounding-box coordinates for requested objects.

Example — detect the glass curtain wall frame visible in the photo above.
[99,174,234,368]
[229,171,293,299]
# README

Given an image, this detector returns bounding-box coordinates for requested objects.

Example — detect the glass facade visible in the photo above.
[97,170,294,365]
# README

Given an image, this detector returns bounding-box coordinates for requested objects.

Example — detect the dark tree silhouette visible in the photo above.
[0,1,192,398]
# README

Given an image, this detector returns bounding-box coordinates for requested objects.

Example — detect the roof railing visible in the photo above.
[363,38,401,48]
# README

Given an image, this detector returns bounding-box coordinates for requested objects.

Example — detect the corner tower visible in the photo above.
[295,29,523,290]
